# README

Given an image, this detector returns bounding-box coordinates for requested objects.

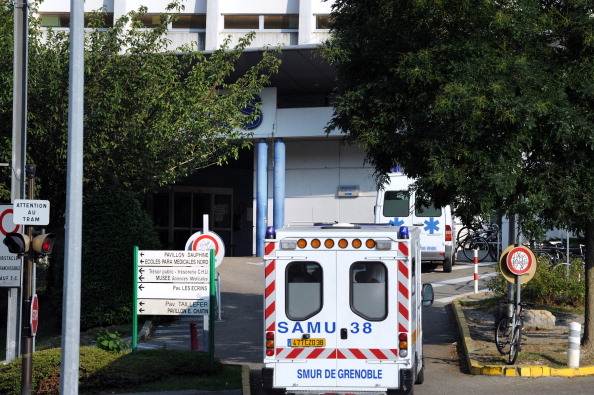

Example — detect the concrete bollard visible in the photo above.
[473,249,479,293]
[567,322,581,369]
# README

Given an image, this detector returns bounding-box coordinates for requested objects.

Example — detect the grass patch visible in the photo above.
[458,296,500,312]
[113,365,242,394]
[0,347,242,395]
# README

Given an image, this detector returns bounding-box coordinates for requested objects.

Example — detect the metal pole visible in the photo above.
[209,249,215,367]
[60,1,84,393]
[256,139,268,256]
[273,139,285,231]
[515,275,521,315]
[132,247,138,354]
[7,0,29,364]
[20,165,35,395]
[566,230,570,278]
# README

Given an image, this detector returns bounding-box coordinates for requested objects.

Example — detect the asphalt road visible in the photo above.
[214,257,594,395]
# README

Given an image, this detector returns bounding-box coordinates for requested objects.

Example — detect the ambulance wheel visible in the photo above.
[443,255,453,273]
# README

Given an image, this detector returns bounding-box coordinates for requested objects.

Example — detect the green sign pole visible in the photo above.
[209,248,215,367]
[132,246,139,354]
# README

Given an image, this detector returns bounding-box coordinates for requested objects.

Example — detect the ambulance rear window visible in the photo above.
[383,191,410,217]
[350,262,387,321]
[415,202,441,217]
[286,262,323,321]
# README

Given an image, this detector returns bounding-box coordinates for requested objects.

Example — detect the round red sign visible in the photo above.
[506,246,533,275]
[31,294,39,336]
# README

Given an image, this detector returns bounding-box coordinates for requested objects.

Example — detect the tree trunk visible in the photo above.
[581,219,594,350]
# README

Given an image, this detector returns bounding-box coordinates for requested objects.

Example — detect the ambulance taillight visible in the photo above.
[266,332,275,356]
[445,225,452,242]
[399,333,408,357]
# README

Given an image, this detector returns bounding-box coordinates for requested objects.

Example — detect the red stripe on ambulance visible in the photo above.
[264,242,276,334]
[398,241,408,256]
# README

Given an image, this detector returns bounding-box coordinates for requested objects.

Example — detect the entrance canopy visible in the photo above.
[228,45,336,95]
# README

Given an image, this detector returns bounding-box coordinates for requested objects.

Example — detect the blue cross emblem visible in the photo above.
[389,217,404,226]
[424,218,440,234]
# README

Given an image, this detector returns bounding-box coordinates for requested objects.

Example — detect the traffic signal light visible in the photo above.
[31,233,57,255]
[4,233,29,255]
[3,232,57,255]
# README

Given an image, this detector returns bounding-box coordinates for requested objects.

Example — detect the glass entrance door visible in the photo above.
[148,186,233,252]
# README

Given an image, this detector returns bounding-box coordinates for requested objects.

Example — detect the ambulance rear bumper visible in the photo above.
[261,367,414,395]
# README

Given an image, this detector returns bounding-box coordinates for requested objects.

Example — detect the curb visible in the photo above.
[138,320,153,341]
[452,296,594,377]
[241,364,251,395]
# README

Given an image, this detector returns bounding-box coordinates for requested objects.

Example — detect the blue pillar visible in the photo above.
[256,139,268,256]
[273,139,286,231]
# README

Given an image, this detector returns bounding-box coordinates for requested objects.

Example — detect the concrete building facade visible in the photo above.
[36,0,377,256]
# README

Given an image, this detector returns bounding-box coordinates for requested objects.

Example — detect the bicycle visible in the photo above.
[456,223,500,262]
[495,299,533,364]
[530,240,586,271]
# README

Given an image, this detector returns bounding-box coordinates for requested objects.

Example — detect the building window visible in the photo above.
[263,15,298,29]
[39,13,114,28]
[172,14,206,29]
[224,14,299,30]
[148,187,233,251]
[85,13,114,28]
[224,15,259,29]
[315,14,332,30]
[132,14,163,28]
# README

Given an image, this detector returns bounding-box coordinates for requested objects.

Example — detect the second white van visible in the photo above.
[374,171,455,272]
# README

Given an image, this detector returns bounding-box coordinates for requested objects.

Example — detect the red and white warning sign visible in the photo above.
[31,294,39,336]
[506,246,534,276]
[185,231,225,268]
[0,205,21,288]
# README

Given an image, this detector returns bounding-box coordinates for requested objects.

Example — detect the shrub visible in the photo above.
[488,256,585,306]
[0,347,118,395]
[0,347,224,394]
[92,329,130,354]
[77,187,162,329]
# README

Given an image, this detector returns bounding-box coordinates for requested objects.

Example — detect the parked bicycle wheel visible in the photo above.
[534,250,557,267]
[495,317,511,355]
[508,326,522,364]
[462,236,490,261]
[456,226,472,247]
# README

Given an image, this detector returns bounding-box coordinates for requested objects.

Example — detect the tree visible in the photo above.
[325,0,594,347]
[0,2,280,219]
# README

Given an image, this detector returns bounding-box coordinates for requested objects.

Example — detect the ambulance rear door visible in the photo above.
[272,249,402,391]
[335,250,401,389]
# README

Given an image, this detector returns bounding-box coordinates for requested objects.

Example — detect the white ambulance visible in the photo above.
[262,223,434,395]
[374,171,455,272]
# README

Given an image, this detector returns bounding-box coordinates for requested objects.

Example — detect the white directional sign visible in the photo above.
[0,205,21,287]
[137,282,209,299]
[12,199,50,225]
[136,250,211,316]
[137,299,210,315]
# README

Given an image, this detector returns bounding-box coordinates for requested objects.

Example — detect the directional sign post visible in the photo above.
[132,248,213,354]
[135,250,211,316]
